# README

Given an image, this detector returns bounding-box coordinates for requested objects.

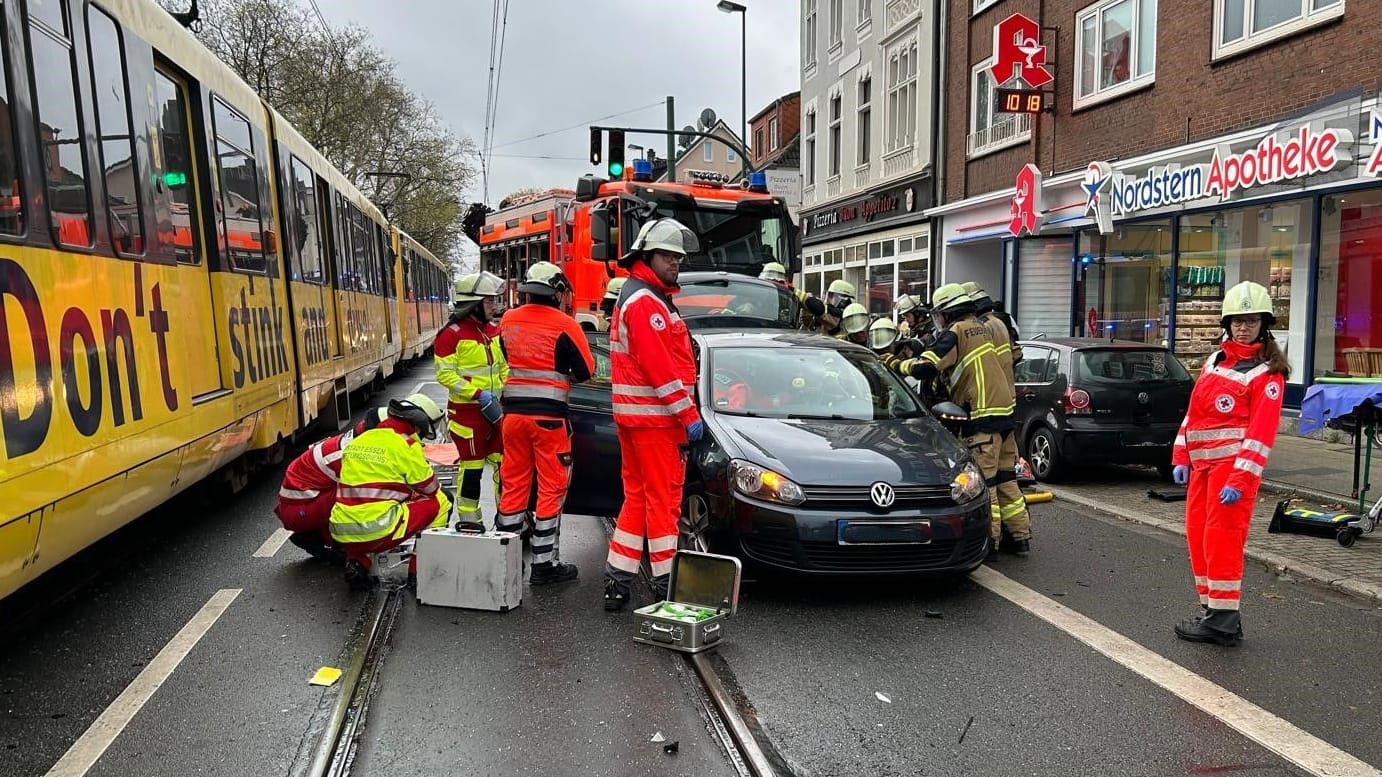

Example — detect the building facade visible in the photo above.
[657,120,747,183]
[934,0,1382,405]
[749,92,803,230]
[798,0,937,316]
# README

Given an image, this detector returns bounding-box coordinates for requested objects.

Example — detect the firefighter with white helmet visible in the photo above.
[1170,281,1288,646]
[495,262,596,585]
[868,317,899,355]
[604,218,704,611]
[758,262,789,284]
[893,283,1016,559]
[839,302,872,345]
[434,271,509,530]
[598,276,627,329]
[330,394,452,589]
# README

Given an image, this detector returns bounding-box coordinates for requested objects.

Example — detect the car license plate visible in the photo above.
[837,520,933,545]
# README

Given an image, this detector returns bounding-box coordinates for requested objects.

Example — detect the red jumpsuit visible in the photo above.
[605,263,701,588]
[1172,339,1284,613]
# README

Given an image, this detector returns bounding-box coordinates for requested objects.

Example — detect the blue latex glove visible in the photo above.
[686,419,705,443]
[476,390,495,405]
[1172,465,1189,486]
[1219,486,1242,505]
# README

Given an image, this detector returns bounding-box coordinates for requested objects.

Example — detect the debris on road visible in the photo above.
[924,610,944,619]
[875,691,892,703]
[958,715,975,744]
[650,731,666,743]
[662,740,679,754]
[308,666,342,687]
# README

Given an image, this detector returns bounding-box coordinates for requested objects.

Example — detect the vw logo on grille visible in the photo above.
[870,482,896,508]
[1137,391,1150,404]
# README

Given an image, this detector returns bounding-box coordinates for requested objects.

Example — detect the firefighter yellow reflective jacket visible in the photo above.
[329,424,452,544]
[919,314,1015,430]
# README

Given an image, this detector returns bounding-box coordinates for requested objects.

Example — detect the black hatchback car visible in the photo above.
[563,330,991,576]
[1014,339,1193,481]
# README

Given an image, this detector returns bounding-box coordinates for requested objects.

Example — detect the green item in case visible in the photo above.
[651,602,717,622]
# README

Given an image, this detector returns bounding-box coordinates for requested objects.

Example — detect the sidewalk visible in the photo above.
[1044,453,1382,604]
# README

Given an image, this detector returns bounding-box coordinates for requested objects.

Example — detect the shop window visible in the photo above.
[87,8,144,256]
[0,13,23,236]
[1215,0,1342,59]
[822,268,842,297]
[885,35,917,153]
[152,70,198,264]
[211,97,266,273]
[898,237,912,253]
[31,5,92,247]
[1317,190,1382,379]
[1078,222,1171,347]
[1075,0,1156,109]
[1180,199,1310,380]
[897,257,928,305]
[969,58,1031,158]
[868,264,894,317]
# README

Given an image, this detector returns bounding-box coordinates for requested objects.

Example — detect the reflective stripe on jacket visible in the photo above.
[434,317,507,432]
[329,422,451,544]
[922,313,1015,427]
[609,265,701,429]
[1172,340,1284,492]
[499,302,595,417]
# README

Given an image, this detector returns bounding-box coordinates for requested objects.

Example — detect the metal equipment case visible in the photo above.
[632,551,741,653]
[415,528,523,611]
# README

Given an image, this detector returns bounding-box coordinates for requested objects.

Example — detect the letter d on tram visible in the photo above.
[0,258,54,459]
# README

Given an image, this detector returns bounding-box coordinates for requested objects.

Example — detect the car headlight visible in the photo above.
[729,460,806,506]
[951,462,985,503]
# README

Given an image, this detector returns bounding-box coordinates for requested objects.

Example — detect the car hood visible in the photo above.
[709,414,970,485]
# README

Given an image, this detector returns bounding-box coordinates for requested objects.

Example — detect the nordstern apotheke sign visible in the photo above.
[1108,123,1354,217]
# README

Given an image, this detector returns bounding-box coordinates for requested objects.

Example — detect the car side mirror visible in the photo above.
[589,199,613,262]
[931,401,969,421]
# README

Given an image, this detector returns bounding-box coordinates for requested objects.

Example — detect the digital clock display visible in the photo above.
[995,88,1044,114]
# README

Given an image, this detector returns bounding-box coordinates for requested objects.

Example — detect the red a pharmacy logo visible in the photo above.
[990,13,1053,89]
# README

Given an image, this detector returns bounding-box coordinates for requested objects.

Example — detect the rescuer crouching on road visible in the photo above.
[604,218,704,612]
[435,272,509,530]
[330,395,452,590]
[274,408,388,562]
[495,261,596,585]
[1170,281,1288,647]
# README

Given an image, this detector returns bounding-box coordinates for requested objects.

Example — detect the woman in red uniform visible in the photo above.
[1170,281,1288,646]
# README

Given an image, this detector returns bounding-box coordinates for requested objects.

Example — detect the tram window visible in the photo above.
[30,9,92,247]
[288,156,324,284]
[151,70,199,264]
[0,11,24,236]
[87,8,144,257]
[210,97,265,273]
[28,0,63,31]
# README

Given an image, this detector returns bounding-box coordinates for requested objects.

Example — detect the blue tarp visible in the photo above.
[1299,383,1382,434]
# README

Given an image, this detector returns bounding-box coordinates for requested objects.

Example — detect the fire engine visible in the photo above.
[478,164,799,330]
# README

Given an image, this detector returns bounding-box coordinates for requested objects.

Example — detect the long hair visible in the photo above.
[1261,336,1291,378]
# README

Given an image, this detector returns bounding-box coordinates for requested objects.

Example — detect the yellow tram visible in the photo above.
[0,0,449,600]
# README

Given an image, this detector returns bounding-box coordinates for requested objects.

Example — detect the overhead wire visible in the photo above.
[483,0,512,204]
[481,0,503,203]
[489,100,666,150]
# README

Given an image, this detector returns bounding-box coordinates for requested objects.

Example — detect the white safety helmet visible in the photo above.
[826,279,856,309]
[894,294,923,317]
[455,271,506,303]
[619,218,699,267]
[759,261,788,283]
[518,261,571,296]
[841,303,871,335]
[868,317,899,351]
[602,276,627,302]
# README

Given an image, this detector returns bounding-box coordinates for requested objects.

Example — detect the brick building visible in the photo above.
[749,92,804,227]
[931,0,1382,406]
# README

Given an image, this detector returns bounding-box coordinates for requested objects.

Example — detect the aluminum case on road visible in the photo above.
[415,528,523,611]
[633,550,742,653]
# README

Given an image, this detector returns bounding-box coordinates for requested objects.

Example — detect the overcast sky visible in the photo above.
[322,0,800,259]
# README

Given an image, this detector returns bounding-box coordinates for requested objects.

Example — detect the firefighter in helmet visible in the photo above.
[839,303,872,345]
[868,317,899,357]
[598,276,626,331]
[434,271,509,530]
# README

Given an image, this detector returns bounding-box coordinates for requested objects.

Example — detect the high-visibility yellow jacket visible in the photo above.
[915,313,1015,431]
[329,422,452,544]
[434,317,508,432]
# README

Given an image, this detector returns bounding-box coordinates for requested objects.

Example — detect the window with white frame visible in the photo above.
[804,0,818,68]
[1075,0,1156,107]
[829,0,843,47]
[755,128,765,158]
[858,0,870,25]
[828,95,842,177]
[704,141,715,162]
[770,117,779,150]
[727,145,737,163]
[805,109,817,185]
[1216,0,1342,58]
[969,58,1031,157]
[885,36,918,152]
[973,0,1001,13]
[857,77,872,166]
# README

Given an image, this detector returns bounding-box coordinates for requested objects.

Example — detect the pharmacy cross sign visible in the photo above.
[990,13,1052,89]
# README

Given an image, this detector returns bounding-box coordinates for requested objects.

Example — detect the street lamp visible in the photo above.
[717,0,747,168]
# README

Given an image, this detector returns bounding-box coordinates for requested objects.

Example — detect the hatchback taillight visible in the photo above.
[1063,387,1092,415]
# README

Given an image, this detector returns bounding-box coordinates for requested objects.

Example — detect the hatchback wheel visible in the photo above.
[1028,427,1062,482]
[680,484,712,552]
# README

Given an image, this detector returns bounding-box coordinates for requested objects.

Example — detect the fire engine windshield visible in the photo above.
[631,201,792,276]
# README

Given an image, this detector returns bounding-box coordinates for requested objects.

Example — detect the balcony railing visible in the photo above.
[854,164,870,189]
[967,114,1032,159]
[826,175,843,198]
[881,146,915,179]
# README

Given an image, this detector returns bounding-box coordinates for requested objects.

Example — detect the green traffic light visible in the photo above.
[607,162,623,177]
[162,171,188,188]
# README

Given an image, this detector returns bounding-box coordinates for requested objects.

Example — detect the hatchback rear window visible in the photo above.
[1074,348,1190,383]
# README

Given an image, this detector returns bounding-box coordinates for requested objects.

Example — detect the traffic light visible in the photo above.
[589,127,601,166]
[607,129,625,178]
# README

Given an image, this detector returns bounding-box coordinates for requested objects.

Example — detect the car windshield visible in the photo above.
[707,346,922,420]
[674,278,799,327]
[628,201,792,275]
[1074,348,1191,383]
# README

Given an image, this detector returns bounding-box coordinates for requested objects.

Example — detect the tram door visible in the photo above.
[154,67,223,398]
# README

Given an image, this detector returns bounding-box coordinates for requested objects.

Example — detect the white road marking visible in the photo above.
[252,528,293,558]
[44,589,242,777]
[972,567,1382,777]
[410,380,439,395]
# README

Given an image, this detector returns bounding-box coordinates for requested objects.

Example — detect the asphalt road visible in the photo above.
[3,365,1380,777]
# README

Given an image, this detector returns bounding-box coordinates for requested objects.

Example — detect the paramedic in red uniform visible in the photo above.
[495,261,595,585]
[603,218,704,612]
[275,409,387,560]
[1171,281,1288,646]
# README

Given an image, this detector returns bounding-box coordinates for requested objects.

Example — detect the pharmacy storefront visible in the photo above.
[938,95,1382,406]
[800,175,934,317]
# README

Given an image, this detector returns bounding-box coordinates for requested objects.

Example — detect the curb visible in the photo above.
[1045,485,1382,605]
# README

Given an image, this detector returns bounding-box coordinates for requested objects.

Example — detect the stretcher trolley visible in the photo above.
[1284,381,1382,547]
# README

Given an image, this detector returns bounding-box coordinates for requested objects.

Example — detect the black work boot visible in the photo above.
[985,536,1000,562]
[603,578,630,612]
[1007,538,1031,556]
[650,575,670,603]
[289,532,340,562]
[344,560,374,592]
[531,562,579,585]
[1189,605,1244,639]
[1174,608,1241,646]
